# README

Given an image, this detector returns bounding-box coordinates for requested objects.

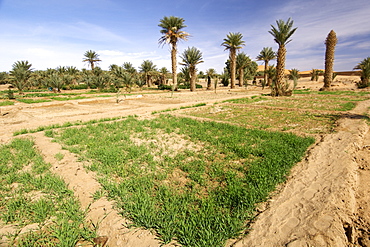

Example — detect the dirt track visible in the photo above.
[1,78,370,246]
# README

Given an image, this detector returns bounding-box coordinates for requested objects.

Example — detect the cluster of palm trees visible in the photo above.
[3,16,370,95]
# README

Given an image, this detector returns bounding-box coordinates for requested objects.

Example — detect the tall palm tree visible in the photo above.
[9,60,33,94]
[206,68,216,90]
[158,16,190,90]
[269,18,297,96]
[354,57,370,88]
[221,32,245,89]
[256,47,276,87]
[322,30,337,90]
[236,52,251,87]
[83,50,101,70]
[139,60,157,87]
[180,47,204,91]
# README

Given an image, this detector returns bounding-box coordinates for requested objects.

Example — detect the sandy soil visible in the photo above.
[1,76,369,246]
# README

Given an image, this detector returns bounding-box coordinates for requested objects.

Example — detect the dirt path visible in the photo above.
[1,80,370,246]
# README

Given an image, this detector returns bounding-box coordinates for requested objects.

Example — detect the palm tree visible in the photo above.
[256,47,276,87]
[322,30,338,90]
[265,65,276,89]
[236,52,251,87]
[159,67,170,85]
[83,50,101,70]
[288,68,300,90]
[310,69,323,81]
[9,60,33,94]
[47,73,65,93]
[139,60,157,87]
[221,32,245,89]
[158,16,190,90]
[123,62,137,74]
[180,47,204,91]
[206,68,216,90]
[269,18,297,96]
[354,57,370,88]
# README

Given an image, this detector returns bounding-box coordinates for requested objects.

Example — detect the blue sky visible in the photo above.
[0,0,369,73]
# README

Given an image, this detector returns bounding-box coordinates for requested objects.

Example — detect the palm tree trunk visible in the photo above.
[190,67,196,92]
[276,45,286,96]
[323,30,337,90]
[91,61,95,70]
[264,61,269,86]
[171,43,178,90]
[230,49,236,89]
[239,68,244,87]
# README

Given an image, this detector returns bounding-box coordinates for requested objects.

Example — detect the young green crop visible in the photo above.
[53,115,314,246]
[0,138,96,246]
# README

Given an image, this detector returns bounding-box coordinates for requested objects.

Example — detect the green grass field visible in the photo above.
[0,138,96,246]
[50,115,314,246]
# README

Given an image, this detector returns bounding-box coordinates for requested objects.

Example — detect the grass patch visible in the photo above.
[49,96,88,101]
[16,98,52,104]
[52,115,314,246]
[13,116,125,136]
[0,138,96,245]
[185,104,340,134]
[0,100,15,106]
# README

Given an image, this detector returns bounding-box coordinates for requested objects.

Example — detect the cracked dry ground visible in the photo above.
[1,89,370,246]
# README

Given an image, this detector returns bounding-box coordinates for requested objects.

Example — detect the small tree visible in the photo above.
[206,68,216,90]
[83,50,101,70]
[221,32,245,89]
[9,61,33,94]
[179,47,204,91]
[310,69,323,81]
[256,47,276,87]
[236,52,251,87]
[265,65,276,90]
[288,68,300,90]
[47,73,65,93]
[139,60,157,87]
[354,57,370,88]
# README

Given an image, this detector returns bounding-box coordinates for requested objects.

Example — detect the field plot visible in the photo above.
[49,115,314,246]
[0,138,96,246]
[180,91,370,134]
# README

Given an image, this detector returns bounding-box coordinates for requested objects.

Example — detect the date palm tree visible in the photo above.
[256,47,276,87]
[159,67,170,85]
[139,60,157,87]
[180,47,204,91]
[9,60,33,94]
[123,62,137,74]
[288,68,300,90]
[221,32,245,89]
[269,18,297,96]
[322,30,338,90]
[354,57,370,88]
[83,50,101,70]
[158,16,190,90]
[206,68,216,90]
[236,52,251,87]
